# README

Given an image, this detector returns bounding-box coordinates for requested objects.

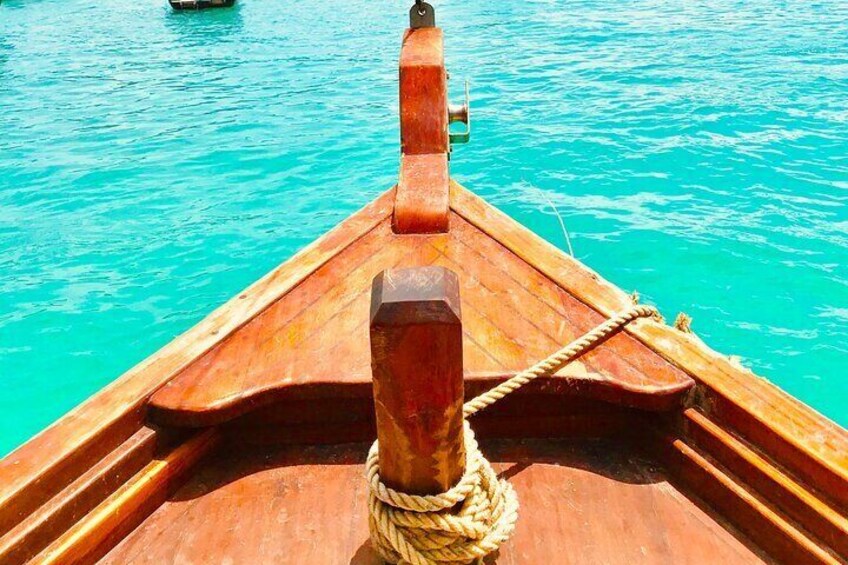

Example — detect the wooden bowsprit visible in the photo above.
[394,9,469,235]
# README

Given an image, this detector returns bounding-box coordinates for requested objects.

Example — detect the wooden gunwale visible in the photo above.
[0,427,158,564]
[682,408,848,556]
[0,181,845,564]
[659,435,841,565]
[0,190,395,539]
[449,180,848,511]
[33,429,218,565]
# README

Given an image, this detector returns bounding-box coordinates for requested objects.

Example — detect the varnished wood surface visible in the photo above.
[394,153,450,234]
[370,267,466,494]
[33,429,218,565]
[0,427,158,565]
[399,28,448,156]
[394,28,451,233]
[448,182,848,512]
[2,181,846,564]
[682,409,848,557]
[148,211,694,426]
[98,439,766,565]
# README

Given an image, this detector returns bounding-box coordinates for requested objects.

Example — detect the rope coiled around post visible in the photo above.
[366,305,660,564]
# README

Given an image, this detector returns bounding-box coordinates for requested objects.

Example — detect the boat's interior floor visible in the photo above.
[98,438,766,564]
[149,190,693,427]
[4,186,844,565]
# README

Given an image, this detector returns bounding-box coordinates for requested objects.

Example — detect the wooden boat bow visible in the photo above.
[1,7,846,565]
[145,181,696,428]
[146,22,693,428]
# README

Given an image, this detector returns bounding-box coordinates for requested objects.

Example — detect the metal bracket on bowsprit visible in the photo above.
[410,1,435,28]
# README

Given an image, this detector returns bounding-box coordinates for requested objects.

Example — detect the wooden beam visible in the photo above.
[682,408,848,556]
[34,429,219,565]
[394,27,450,234]
[0,427,158,564]
[370,266,465,494]
[399,28,448,156]
[395,153,450,234]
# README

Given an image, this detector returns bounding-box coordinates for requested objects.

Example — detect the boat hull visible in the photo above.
[169,0,235,11]
[0,184,845,564]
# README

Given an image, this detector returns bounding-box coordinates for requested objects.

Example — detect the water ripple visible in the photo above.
[1,0,847,453]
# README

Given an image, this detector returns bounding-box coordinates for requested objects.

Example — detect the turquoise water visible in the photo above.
[1,0,847,455]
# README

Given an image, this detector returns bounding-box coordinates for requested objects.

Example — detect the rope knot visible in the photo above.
[366,305,659,564]
[366,423,519,564]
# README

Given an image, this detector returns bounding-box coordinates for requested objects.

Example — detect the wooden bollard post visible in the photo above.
[370,266,465,495]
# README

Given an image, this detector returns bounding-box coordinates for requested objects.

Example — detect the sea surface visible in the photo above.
[1,0,847,455]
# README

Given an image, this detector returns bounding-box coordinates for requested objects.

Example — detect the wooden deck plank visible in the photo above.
[462,334,504,375]
[448,181,848,509]
[290,245,445,386]
[156,220,406,404]
[433,249,669,396]
[151,223,443,411]
[449,214,691,394]
[98,440,766,565]
[149,209,694,426]
[226,235,440,385]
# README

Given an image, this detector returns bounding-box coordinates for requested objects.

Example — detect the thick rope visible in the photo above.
[367,305,659,564]
[463,304,660,417]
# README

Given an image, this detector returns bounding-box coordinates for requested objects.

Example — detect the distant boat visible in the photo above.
[169,0,235,10]
[0,4,845,565]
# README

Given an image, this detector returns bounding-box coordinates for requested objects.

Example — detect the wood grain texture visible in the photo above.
[449,180,848,513]
[0,427,158,565]
[394,153,450,234]
[370,266,466,494]
[33,429,218,565]
[682,408,848,557]
[97,439,766,565]
[399,28,447,156]
[394,28,450,234]
[148,213,693,426]
[659,435,842,564]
